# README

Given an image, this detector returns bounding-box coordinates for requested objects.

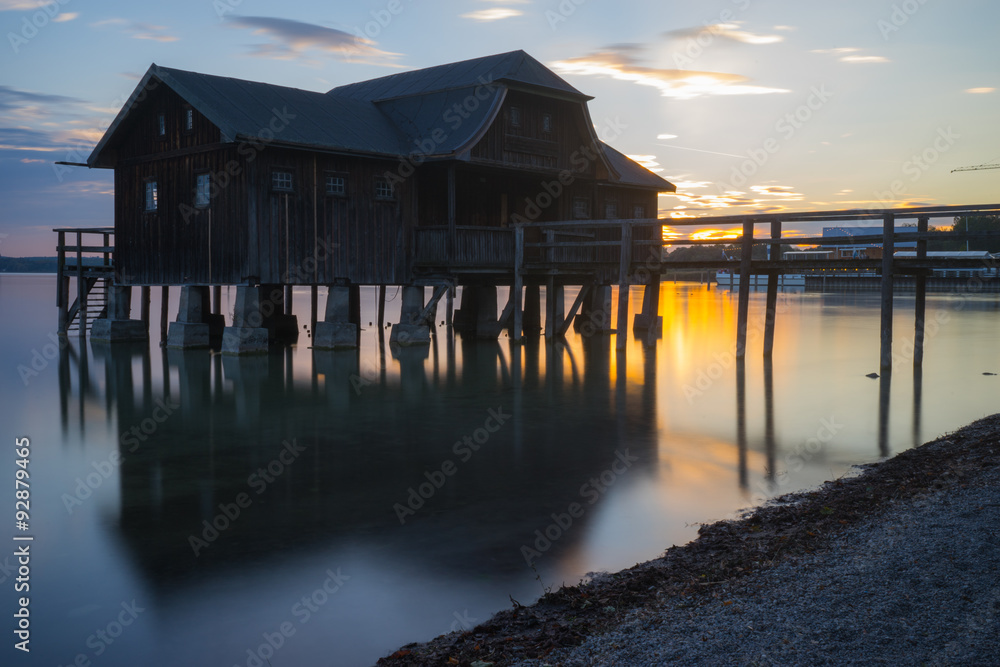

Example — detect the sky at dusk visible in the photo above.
[1,0,998,256]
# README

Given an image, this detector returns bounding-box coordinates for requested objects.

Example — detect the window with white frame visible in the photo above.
[605,200,618,219]
[157,114,166,137]
[272,170,294,192]
[542,113,553,134]
[633,204,646,219]
[374,177,394,200]
[195,173,211,208]
[326,174,346,196]
[185,107,194,132]
[510,106,521,128]
[573,197,590,219]
[145,181,158,212]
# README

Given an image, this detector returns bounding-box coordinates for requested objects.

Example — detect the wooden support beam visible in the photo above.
[913,215,928,367]
[76,231,86,338]
[735,219,754,358]
[310,285,318,332]
[880,213,895,370]
[616,222,633,351]
[160,286,169,343]
[446,286,454,327]
[377,285,386,327]
[513,226,524,342]
[140,286,151,333]
[284,285,293,316]
[559,283,592,337]
[763,220,781,357]
[57,230,67,335]
[416,285,449,326]
[447,166,456,264]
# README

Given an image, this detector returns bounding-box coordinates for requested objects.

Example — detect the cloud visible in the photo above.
[965,87,995,94]
[840,55,889,64]
[0,85,81,114]
[461,8,523,21]
[227,16,400,65]
[813,47,889,64]
[0,127,62,153]
[657,133,678,140]
[52,11,77,22]
[627,154,662,172]
[551,47,789,99]
[666,22,783,46]
[91,18,179,42]
[0,0,45,9]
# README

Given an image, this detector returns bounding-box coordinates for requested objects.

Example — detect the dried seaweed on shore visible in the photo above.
[376,414,1000,667]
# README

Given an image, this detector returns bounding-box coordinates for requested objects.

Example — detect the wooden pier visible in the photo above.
[56,202,999,372]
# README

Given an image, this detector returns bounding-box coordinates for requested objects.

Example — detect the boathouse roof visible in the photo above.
[87,50,674,192]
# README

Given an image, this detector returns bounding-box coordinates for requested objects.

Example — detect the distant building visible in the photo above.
[821,226,919,259]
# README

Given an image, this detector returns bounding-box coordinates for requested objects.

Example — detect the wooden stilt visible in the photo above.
[763,220,781,357]
[77,232,86,338]
[513,226,524,342]
[880,213,895,370]
[160,286,169,343]
[735,219,754,358]
[140,286,151,333]
[57,230,67,335]
[913,215,928,367]
[310,285,318,332]
[616,222,633,351]
[446,285,454,327]
[377,285,386,327]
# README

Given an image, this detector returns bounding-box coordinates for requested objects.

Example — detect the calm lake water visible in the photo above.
[1,274,997,666]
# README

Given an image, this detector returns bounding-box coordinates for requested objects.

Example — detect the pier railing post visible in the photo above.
[735,219,754,358]
[57,230,67,335]
[763,220,781,357]
[880,212,895,370]
[913,215,928,367]
[76,231,86,338]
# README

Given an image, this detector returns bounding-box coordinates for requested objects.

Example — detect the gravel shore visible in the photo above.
[379,414,1000,667]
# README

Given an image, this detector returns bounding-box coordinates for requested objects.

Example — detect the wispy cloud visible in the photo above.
[91,18,179,42]
[461,8,523,21]
[227,16,400,65]
[0,0,45,10]
[52,11,77,22]
[666,22,783,46]
[0,85,81,114]
[551,46,789,99]
[965,87,995,94]
[813,47,889,64]
[627,154,662,172]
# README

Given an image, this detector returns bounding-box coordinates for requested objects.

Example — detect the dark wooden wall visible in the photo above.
[470,91,599,177]
[111,81,658,287]
[251,149,412,285]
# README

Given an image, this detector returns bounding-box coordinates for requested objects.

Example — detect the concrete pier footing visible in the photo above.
[91,285,148,342]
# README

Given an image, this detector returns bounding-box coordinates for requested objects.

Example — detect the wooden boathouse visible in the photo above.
[65,50,674,352]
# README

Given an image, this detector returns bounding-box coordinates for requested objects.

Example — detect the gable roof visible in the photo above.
[328,50,590,102]
[87,51,673,192]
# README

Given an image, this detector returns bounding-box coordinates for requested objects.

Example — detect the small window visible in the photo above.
[542,113,553,134]
[633,205,646,219]
[573,197,590,219]
[605,200,618,220]
[184,107,194,132]
[272,171,294,192]
[374,177,394,200]
[510,106,521,128]
[157,114,166,137]
[195,173,211,208]
[145,181,158,212]
[326,175,346,196]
